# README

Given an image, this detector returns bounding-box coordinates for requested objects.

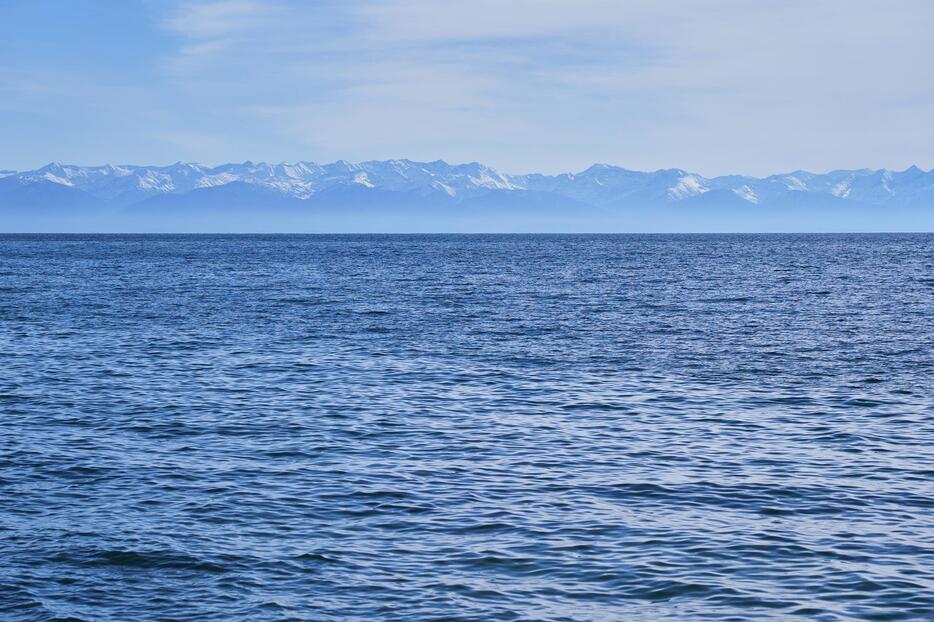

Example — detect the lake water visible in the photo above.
[1,234,932,621]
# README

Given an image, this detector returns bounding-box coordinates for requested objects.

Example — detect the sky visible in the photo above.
[1,0,932,176]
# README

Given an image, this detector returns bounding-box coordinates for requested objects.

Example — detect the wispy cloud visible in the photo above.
[3,1,932,173]
[161,0,286,68]
[163,0,274,38]
[147,0,934,174]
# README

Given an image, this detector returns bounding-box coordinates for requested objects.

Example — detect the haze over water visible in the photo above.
[1,234,933,621]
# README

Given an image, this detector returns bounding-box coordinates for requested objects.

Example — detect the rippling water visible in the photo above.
[1,234,933,621]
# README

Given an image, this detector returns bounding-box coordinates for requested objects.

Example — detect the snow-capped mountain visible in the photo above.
[2,159,524,206]
[1,159,932,232]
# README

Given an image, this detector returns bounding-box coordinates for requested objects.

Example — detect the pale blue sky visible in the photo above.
[2,0,932,175]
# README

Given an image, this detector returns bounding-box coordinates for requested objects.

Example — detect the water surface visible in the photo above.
[1,234,932,621]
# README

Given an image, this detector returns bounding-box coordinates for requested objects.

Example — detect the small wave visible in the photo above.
[53,549,229,574]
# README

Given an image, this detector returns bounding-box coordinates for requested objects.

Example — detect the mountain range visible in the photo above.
[1,160,932,232]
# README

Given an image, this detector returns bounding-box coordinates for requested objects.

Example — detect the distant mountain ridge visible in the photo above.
[1,160,932,232]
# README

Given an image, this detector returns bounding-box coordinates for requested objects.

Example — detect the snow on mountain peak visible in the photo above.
[733,185,759,204]
[4,160,933,212]
[41,172,74,186]
[831,179,852,198]
[353,172,375,188]
[432,181,456,197]
[467,168,519,190]
[668,175,709,199]
[782,176,808,192]
[197,173,238,188]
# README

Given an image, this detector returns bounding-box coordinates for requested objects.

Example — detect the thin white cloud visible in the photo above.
[163,0,272,39]
[162,0,287,69]
[145,1,934,174]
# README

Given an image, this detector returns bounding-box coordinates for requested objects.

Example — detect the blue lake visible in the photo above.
[1,234,932,621]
